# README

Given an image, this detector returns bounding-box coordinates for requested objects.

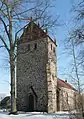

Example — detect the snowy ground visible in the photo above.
[0,111,77,119]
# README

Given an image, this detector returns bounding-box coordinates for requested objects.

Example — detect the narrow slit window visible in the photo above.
[52,75,54,80]
[28,44,30,51]
[51,44,52,50]
[34,43,37,50]
[53,47,55,53]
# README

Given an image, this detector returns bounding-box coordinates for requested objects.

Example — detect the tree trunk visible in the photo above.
[8,9,17,114]
[10,52,17,114]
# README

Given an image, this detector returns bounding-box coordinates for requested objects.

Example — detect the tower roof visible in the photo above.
[20,22,47,43]
[19,22,56,45]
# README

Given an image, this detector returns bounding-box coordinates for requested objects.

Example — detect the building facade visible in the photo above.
[17,22,57,113]
[57,79,78,111]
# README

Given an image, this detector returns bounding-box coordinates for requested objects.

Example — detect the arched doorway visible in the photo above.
[28,94,34,111]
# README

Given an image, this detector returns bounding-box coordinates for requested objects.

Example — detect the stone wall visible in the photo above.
[17,36,57,112]
[17,38,48,111]
[59,87,76,111]
[47,38,57,112]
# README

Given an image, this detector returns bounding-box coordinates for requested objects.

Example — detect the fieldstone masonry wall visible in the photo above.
[47,38,57,112]
[17,36,57,112]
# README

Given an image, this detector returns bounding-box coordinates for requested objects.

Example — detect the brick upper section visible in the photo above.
[19,22,56,45]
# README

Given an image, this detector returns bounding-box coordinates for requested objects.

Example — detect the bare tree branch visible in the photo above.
[0,17,10,39]
[0,35,9,53]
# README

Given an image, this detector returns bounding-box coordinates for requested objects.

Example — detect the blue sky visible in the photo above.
[0,0,78,95]
[55,0,74,78]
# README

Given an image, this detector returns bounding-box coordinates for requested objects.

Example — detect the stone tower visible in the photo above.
[17,22,57,113]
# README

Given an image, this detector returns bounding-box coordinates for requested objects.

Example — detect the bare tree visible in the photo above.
[64,36,84,118]
[69,0,84,70]
[0,0,58,114]
[62,1,84,117]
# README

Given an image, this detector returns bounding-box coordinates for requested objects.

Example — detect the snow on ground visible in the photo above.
[0,111,76,119]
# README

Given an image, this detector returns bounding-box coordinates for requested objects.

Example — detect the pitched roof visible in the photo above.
[0,96,10,106]
[57,78,75,90]
[19,22,47,43]
[19,22,56,45]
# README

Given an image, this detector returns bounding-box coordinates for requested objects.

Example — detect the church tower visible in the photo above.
[17,22,57,113]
